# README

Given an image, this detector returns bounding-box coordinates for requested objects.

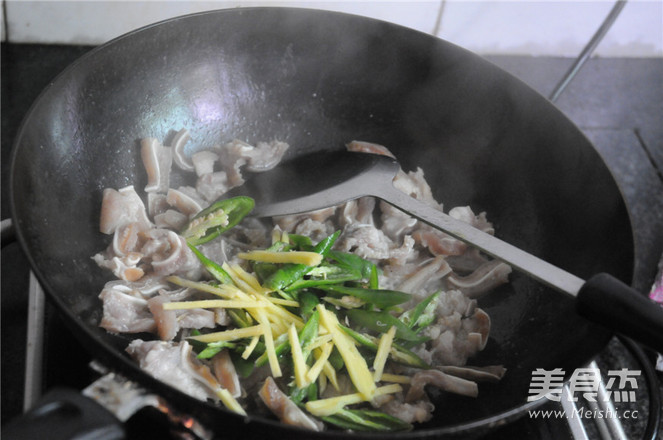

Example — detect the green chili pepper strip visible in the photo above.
[287,234,313,250]
[298,310,320,362]
[369,265,379,290]
[182,196,254,245]
[253,241,289,283]
[365,334,431,369]
[401,291,440,329]
[327,250,376,279]
[339,324,430,369]
[255,333,290,367]
[187,243,233,285]
[298,291,320,321]
[264,231,340,290]
[317,285,410,309]
[290,381,318,406]
[327,346,345,371]
[345,309,429,344]
[285,265,361,291]
[321,413,369,431]
[338,324,378,350]
[227,309,253,328]
[196,341,237,359]
[323,409,412,432]
[229,350,255,378]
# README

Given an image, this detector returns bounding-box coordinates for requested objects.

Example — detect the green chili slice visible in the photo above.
[187,243,233,285]
[317,285,410,309]
[264,231,340,290]
[345,309,429,344]
[182,196,254,245]
[323,409,412,432]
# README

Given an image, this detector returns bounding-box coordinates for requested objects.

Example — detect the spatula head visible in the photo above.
[229,150,401,218]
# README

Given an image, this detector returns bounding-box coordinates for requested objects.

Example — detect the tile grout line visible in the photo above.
[633,128,663,184]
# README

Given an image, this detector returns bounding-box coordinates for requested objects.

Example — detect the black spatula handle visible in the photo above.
[577,273,663,353]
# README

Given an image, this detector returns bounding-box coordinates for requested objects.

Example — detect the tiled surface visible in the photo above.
[438,0,663,57]
[2,1,662,57]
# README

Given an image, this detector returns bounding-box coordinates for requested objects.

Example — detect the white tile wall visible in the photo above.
[2,0,662,57]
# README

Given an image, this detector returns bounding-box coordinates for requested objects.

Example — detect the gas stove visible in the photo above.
[2,42,662,439]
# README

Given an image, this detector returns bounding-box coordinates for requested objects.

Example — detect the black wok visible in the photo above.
[9,7,636,439]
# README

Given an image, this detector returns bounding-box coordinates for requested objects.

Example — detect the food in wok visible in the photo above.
[92,129,509,432]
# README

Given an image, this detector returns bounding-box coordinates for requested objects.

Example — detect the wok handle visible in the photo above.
[2,387,125,440]
[577,273,663,353]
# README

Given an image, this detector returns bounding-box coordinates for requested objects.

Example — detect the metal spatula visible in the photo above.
[232,150,663,352]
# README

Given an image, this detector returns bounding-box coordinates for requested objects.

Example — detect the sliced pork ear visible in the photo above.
[465,308,491,351]
[153,209,188,231]
[147,291,216,341]
[379,201,417,241]
[397,256,451,294]
[244,140,289,172]
[170,128,195,172]
[437,365,506,383]
[212,350,242,398]
[380,399,434,424]
[346,140,396,158]
[99,285,155,334]
[196,171,231,203]
[103,276,171,299]
[259,377,323,431]
[179,341,230,399]
[191,150,219,176]
[445,248,490,272]
[412,227,467,256]
[112,222,144,257]
[166,188,203,218]
[147,295,178,341]
[147,192,170,218]
[339,197,376,227]
[141,138,173,193]
[405,370,478,402]
[141,229,203,279]
[92,251,144,282]
[126,340,217,402]
[392,168,442,209]
[99,186,152,234]
[448,206,495,235]
[447,260,512,298]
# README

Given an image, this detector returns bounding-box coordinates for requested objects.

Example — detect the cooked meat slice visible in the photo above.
[141,137,173,193]
[148,291,217,341]
[147,295,178,341]
[380,399,434,424]
[259,377,323,431]
[166,187,203,217]
[170,128,194,172]
[244,141,289,172]
[99,186,152,234]
[405,369,478,402]
[126,340,216,402]
[191,150,219,176]
[346,140,396,159]
[438,365,506,382]
[212,350,242,398]
[447,260,511,298]
[154,209,188,230]
[99,285,155,333]
[397,256,451,295]
[140,229,203,279]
